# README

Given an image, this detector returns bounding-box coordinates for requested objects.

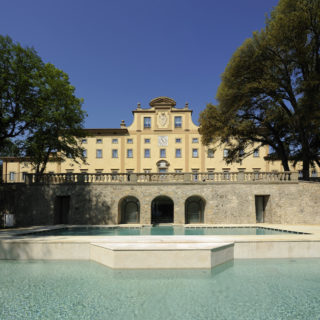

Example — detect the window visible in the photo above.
[160,149,166,158]
[159,168,167,173]
[144,117,151,128]
[253,169,261,180]
[81,139,87,144]
[175,138,181,143]
[126,170,133,181]
[127,149,133,158]
[299,170,303,178]
[144,138,150,144]
[175,148,181,158]
[175,169,182,173]
[174,116,182,128]
[144,169,151,173]
[253,149,259,157]
[207,149,214,158]
[192,169,199,181]
[127,138,133,144]
[66,169,74,181]
[144,149,150,158]
[96,149,103,158]
[112,138,118,144]
[95,169,103,181]
[312,169,318,178]
[96,138,102,144]
[207,169,215,180]
[223,169,230,180]
[223,149,229,158]
[80,169,88,173]
[192,148,198,158]
[9,172,15,181]
[192,138,199,143]
[112,149,118,158]
[82,149,87,158]
[239,149,244,157]
[111,169,119,181]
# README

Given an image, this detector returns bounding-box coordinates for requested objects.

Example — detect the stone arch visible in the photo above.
[118,196,140,224]
[151,195,174,224]
[185,195,206,224]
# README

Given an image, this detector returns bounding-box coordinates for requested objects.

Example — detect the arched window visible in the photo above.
[185,196,205,224]
[119,196,140,224]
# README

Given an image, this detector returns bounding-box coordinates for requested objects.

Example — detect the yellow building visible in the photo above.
[1,96,317,182]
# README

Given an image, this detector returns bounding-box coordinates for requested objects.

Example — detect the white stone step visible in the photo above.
[90,242,234,269]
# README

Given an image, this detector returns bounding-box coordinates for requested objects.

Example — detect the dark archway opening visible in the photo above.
[119,196,140,224]
[151,196,174,224]
[185,196,205,224]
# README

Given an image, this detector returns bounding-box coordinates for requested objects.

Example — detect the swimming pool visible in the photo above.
[22,226,306,236]
[1,259,319,320]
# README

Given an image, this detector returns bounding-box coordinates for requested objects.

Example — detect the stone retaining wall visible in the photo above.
[0,182,319,226]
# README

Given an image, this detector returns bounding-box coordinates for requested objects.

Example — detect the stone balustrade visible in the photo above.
[17,171,299,184]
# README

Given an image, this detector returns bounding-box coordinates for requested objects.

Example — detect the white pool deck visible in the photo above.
[1,224,320,269]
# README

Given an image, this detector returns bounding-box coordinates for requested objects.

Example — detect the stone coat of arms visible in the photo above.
[157,112,168,128]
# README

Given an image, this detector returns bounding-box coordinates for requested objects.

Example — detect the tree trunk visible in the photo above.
[302,155,310,180]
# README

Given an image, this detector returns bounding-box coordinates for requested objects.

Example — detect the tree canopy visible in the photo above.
[199,0,320,179]
[0,35,86,174]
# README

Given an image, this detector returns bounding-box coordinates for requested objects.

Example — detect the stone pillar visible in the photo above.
[139,197,151,224]
[173,197,185,224]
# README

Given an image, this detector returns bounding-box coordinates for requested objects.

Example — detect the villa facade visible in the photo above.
[1,96,316,182]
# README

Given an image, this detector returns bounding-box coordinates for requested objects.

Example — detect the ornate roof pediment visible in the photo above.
[149,96,176,107]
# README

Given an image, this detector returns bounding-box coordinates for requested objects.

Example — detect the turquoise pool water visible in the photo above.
[23,226,303,236]
[0,259,319,319]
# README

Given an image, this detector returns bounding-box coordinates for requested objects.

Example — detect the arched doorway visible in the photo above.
[151,196,174,224]
[119,196,140,224]
[185,196,205,224]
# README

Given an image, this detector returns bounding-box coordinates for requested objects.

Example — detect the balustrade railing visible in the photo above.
[11,171,298,184]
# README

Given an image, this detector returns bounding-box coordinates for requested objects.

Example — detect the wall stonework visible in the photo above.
[1,182,319,226]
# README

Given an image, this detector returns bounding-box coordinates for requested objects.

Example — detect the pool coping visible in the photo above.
[1,224,320,268]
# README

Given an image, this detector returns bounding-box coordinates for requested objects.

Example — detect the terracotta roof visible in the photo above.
[83,128,128,135]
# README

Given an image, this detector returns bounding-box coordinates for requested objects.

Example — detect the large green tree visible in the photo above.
[0,35,87,174]
[23,63,86,174]
[199,0,320,179]
[0,35,42,149]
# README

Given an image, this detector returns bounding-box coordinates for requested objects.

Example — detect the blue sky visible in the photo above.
[0,0,279,128]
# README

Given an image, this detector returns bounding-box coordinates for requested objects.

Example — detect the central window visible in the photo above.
[174,116,182,128]
[127,149,133,158]
[160,149,166,158]
[144,117,151,128]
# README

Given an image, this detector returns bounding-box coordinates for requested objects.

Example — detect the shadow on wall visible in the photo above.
[68,185,116,225]
[0,184,117,227]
